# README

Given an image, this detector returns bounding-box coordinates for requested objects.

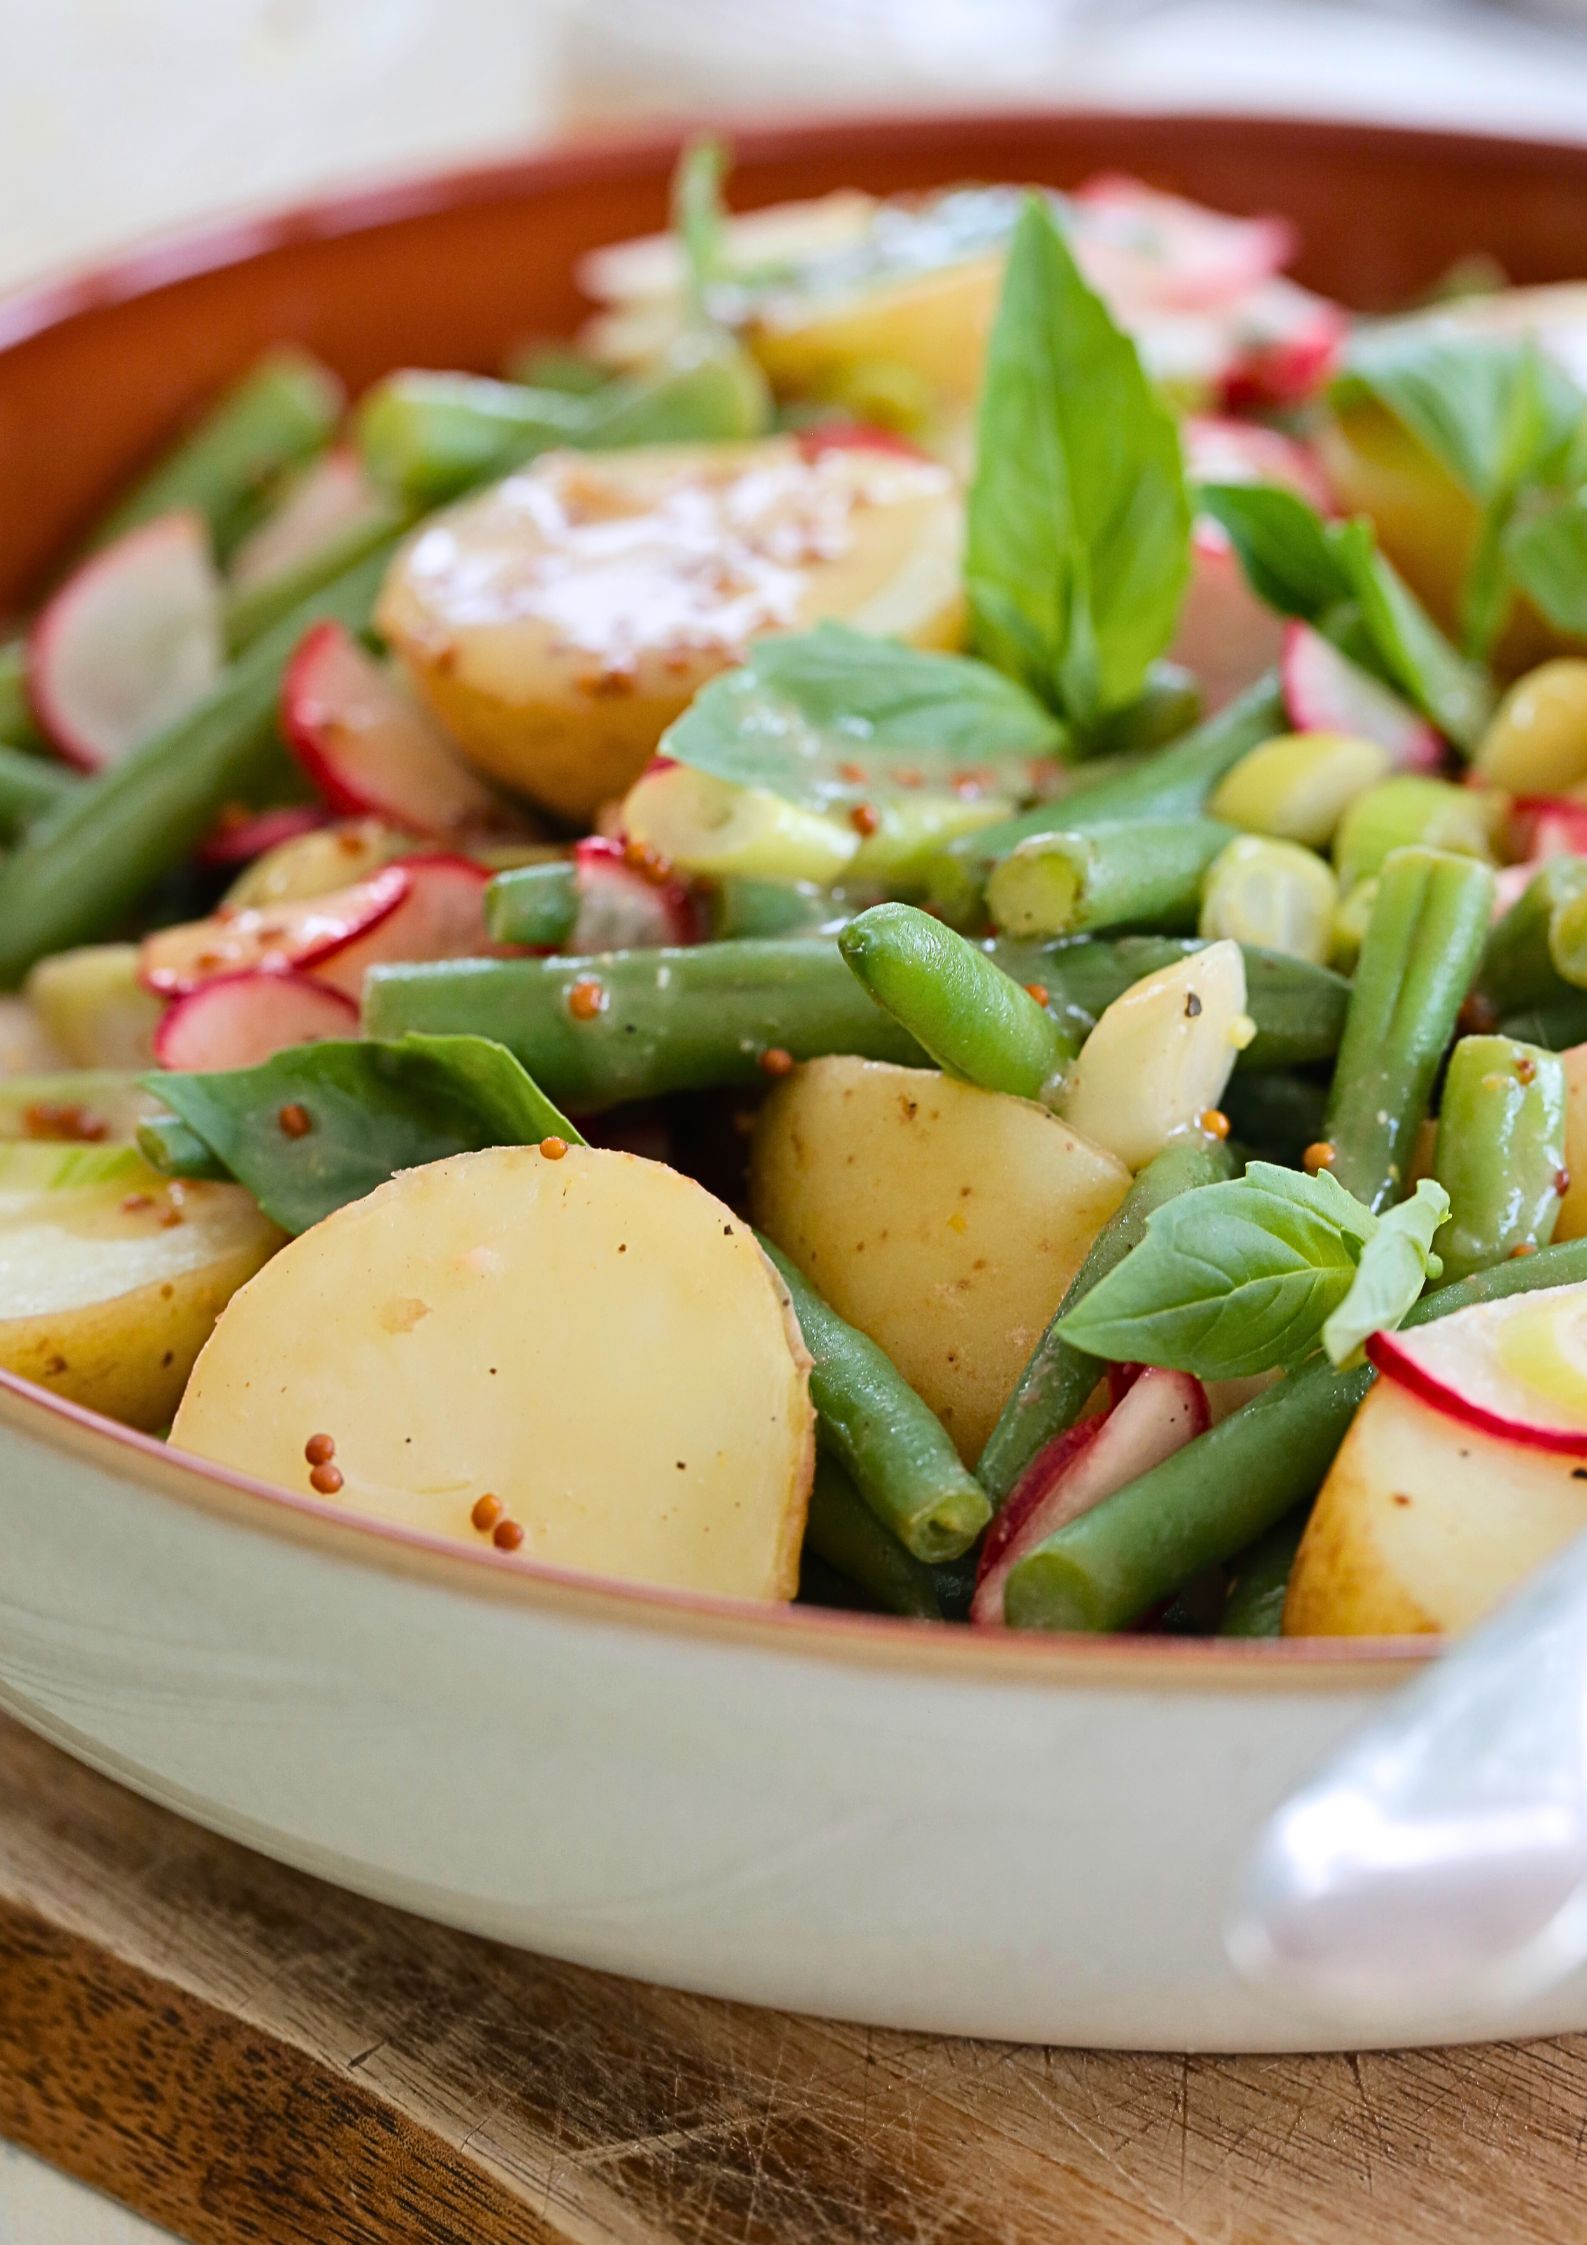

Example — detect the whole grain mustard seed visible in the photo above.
[471,1492,503,1532]
[539,1135,569,1160]
[849,802,881,837]
[304,1432,336,1467]
[758,1046,795,1078]
[1303,1139,1337,1175]
[1198,1108,1232,1140]
[493,1518,526,1552]
[309,1461,344,1495]
[1023,983,1051,1007]
[278,1102,313,1138]
[567,976,607,1021]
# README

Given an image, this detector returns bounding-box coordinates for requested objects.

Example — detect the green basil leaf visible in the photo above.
[1196,482,1346,617]
[1338,327,1587,502]
[1056,1161,1379,1379]
[1506,489,1587,633]
[143,1034,580,1235]
[671,135,729,327]
[661,621,1066,809]
[1321,1177,1448,1369]
[1326,518,1496,749]
[966,197,1191,727]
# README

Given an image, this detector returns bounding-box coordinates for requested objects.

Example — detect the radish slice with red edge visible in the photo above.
[227,449,383,591]
[309,853,496,998]
[154,970,358,1071]
[1510,795,1587,862]
[29,510,224,770]
[1216,282,1346,410]
[1182,415,1333,512]
[570,837,700,951]
[1282,623,1442,770]
[196,803,329,869]
[1071,176,1294,311]
[794,422,933,464]
[139,865,410,997]
[1171,524,1288,711]
[1368,1282,1587,1455]
[282,621,510,841]
[971,1368,1210,1626]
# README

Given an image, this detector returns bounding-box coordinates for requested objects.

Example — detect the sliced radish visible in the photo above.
[1510,795,1587,862]
[569,837,700,951]
[29,510,224,770]
[1216,282,1347,411]
[196,803,329,869]
[1071,176,1293,311]
[139,865,411,997]
[154,970,358,1071]
[794,422,933,464]
[1369,1282,1587,1455]
[971,1368,1210,1626]
[1282,623,1442,770]
[1171,523,1289,711]
[1183,415,1333,512]
[309,852,495,999]
[282,621,509,842]
[227,449,383,591]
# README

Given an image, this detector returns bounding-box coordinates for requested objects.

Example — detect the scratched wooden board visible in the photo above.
[3,1717,1587,2245]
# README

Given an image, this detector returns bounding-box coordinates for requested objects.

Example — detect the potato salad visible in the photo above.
[5,146,1587,1640]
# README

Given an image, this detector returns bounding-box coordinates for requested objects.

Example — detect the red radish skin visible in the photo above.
[227,449,382,591]
[282,620,509,841]
[1510,796,1587,861]
[1183,416,1333,513]
[795,422,933,464]
[140,865,411,996]
[28,510,224,770]
[1368,1316,1587,1457]
[1217,287,1347,411]
[1071,176,1293,311]
[1171,524,1289,711]
[971,1368,1211,1626]
[196,803,329,868]
[1282,623,1443,769]
[571,837,701,951]
[309,852,498,998]
[154,970,358,1071]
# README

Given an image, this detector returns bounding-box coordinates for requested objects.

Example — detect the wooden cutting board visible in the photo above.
[5,1714,1587,2245]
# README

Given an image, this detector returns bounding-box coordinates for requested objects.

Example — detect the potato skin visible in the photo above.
[376,438,964,823]
[751,1057,1130,1465]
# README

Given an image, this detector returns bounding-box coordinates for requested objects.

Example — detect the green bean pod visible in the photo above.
[761,1240,991,1564]
[222,502,410,654]
[0,542,397,986]
[1430,1034,1568,1281]
[802,1456,947,1620]
[1322,845,1496,1210]
[0,638,41,750]
[1477,859,1587,1017]
[925,677,1286,924]
[1000,1233,1587,1633]
[484,860,578,948]
[136,1113,232,1181]
[0,743,76,840]
[92,347,343,555]
[1220,1070,1330,1169]
[985,817,1235,940]
[1218,1509,1309,1638]
[977,1135,1239,1508]
[838,903,1077,1103]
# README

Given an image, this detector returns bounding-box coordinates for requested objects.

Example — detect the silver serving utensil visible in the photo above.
[1229,1529,1587,2031]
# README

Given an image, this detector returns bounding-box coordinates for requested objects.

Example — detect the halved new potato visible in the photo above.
[1284,1376,1587,1637]
[0,1143,282,1429]
[173,1144,815,1601]
[25,943,165,1068]
[375,437,965,822]
[751,1057,1130,1464]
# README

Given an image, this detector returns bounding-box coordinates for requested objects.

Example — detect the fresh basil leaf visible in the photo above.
[661,622,1066,809]
[672,136,729,327]
[1056,1162,1380,1380]
[1506,489,1587,633]
[966,197,1191,728]
[142,1034,580,1235]
[1321,1177,1448,1369]
[1338,328,1587,502]
[1327,517,1495,748]
[1196,482,1345,618]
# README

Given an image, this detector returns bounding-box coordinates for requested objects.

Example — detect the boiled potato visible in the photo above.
[751,1057,1130,1464]
[0,1144,282,1429]
[173,1144,814,1601]
[223,818,412,909]
[26,944,164,1069]
[0,998,69,1076]
[376,437,965,822]
[0,1070,161,1142]
[749,259,1003,408]
[1284,1377,1587,1636]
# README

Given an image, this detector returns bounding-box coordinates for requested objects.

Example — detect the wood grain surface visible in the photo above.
[4,1718,1587,2244]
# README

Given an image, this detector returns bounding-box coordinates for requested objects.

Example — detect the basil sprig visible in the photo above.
[1057,1160,1448,1380]
[671,136,730,328]
[966,197,1191,733]
[142,1034,580,1235]
[1198,480,1493,750]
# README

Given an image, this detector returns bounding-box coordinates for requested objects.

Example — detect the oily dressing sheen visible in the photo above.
[172,1144,816,1601]
[375,437,964,820]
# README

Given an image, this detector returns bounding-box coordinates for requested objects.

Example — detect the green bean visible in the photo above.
[1000,1234,1587,1633]
[706,878,854,940]
[484,860,577,948]
[0,638,41,750]
[1003,935,1350,1072]
[977,1136,1239,1508]
[1332,774,1500,893]
[1218,1509,1309,1637]
[365,939,924,1110]
[986,817,1235,939]
[1321,846,1496,1210]
[1197,834,1337,965]
[136,1113,231,1181]
[760,1240,990,1564]
[0,543,395,986]
[92,348,343,556]
[1475,859,1587,1017]
[222,502,410,654]
[802,1456,947,1619]
[1221,1070,1330,1168]
[1430,1034,1568,1281]
[1546,884,1587,990]
[926,677,1285,924]
[357,336,770,507]
[838,903,1076,1102]
[0,743,76,840]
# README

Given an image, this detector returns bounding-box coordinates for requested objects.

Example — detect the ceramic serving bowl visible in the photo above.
[5,112,1587,2053]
